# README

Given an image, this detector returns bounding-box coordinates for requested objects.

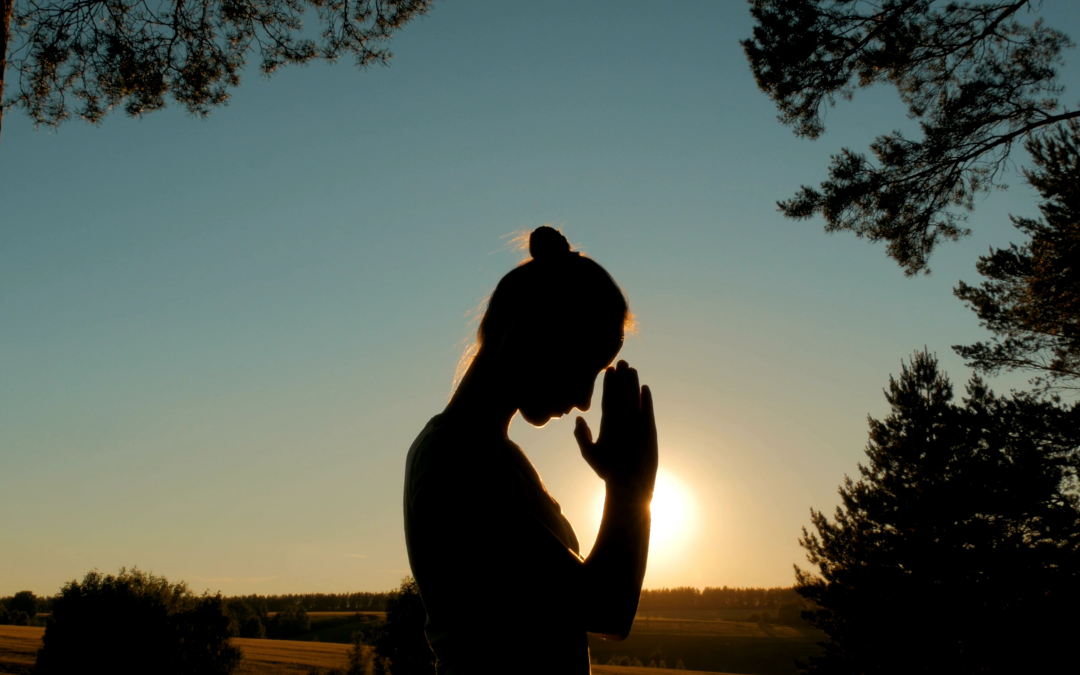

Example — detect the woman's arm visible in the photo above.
[574,361,658,639]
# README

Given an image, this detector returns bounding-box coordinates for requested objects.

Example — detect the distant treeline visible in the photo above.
[10,586,799,615]
[226,592,391,613]
[638,586,800,611]
[225,587,798,613]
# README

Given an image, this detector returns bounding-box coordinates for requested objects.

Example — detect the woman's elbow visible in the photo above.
[590,625,632,641]
[587,611,636,641]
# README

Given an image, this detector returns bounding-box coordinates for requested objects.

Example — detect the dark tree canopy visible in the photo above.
[954,120,1080,390]
[268,603,310,639]
[8,591,37,618]
[744,0,1079,274]
[225,600,266,638]
[34,568,241,675]
[796,351,1080,674]
[375,577,434,675]
[0,0,430,145]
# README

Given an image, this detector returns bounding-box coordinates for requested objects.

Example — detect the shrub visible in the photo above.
[240,615,266,639]
[269,604,311,638]
[776,600,805,625]
[375,577,434,675]
[226,601,266,638]
[33,568,241,675]
[9,592,37,619]
[345,633,390,675]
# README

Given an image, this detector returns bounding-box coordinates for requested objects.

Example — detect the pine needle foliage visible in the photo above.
[743,0,1079,274]
[954,120,1080,391]
[796,350,1080,674]
[0,0,429,134]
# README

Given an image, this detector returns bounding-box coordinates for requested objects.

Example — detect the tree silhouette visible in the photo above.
[0,0,431,150]
[268,603,310,638]
[796,350,1080,674]
[375,577,434,675]
[954,120,1080,391]
[744,0,1079,275]
[8,591,36,619]
[226,600,265,638]
[34,568,241,675]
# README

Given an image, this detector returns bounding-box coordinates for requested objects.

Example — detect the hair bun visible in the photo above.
[529,226,572,261]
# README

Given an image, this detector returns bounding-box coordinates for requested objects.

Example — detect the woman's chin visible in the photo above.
[520,408,560,428]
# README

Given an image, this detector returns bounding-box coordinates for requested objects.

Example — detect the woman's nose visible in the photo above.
[573,383,595,412]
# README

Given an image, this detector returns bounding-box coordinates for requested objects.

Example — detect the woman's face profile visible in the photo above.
[513,330,623,427]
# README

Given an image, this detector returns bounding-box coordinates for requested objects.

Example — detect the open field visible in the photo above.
[234,637,350,675]
[1,621,801,675]
[270,612,387,619]
[0,626,39,675]
[287,612,383,645]
[637,610,791,622]
[630,617,804,638]
[589,616,823,674]
[596,665,738,669]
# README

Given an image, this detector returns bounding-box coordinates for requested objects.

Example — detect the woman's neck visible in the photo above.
[442,354,517,437]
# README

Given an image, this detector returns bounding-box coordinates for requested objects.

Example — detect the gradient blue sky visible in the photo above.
[3,0,1078,596]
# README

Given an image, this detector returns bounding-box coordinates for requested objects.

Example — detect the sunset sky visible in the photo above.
[4,0,1079,597]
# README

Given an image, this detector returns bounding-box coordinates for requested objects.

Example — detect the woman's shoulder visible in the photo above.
[405,415,449,479]
[404,414,503,498]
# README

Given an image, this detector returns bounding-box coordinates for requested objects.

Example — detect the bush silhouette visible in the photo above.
[33,568,241,675]
[226,601,266,638]
[344,632,389,675]
[9,592,37,619]
[375,577,434,675]
[240,614,266,638]
[269,604,311,638]
[775,600,804,625]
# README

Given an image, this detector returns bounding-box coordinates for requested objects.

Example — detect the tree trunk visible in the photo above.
[0,0,13,152]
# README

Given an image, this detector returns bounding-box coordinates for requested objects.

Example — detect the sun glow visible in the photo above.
[649,470,694,551]
[592,469,698,558]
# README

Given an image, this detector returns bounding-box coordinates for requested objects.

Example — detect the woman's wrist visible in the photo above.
[604,478,654,504]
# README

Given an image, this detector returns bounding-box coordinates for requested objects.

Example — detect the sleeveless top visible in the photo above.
[403,414,592,674]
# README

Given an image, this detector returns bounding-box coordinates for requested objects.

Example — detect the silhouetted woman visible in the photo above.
[404,226,658,674]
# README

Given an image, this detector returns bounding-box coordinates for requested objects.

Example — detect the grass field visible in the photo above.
[1,617,813,675]
[234,637,351,675]
[288,612,383,645]
[0,626,38,675]
[588,614,823,674]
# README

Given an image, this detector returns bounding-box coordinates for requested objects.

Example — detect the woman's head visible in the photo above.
[469,226,632,425]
